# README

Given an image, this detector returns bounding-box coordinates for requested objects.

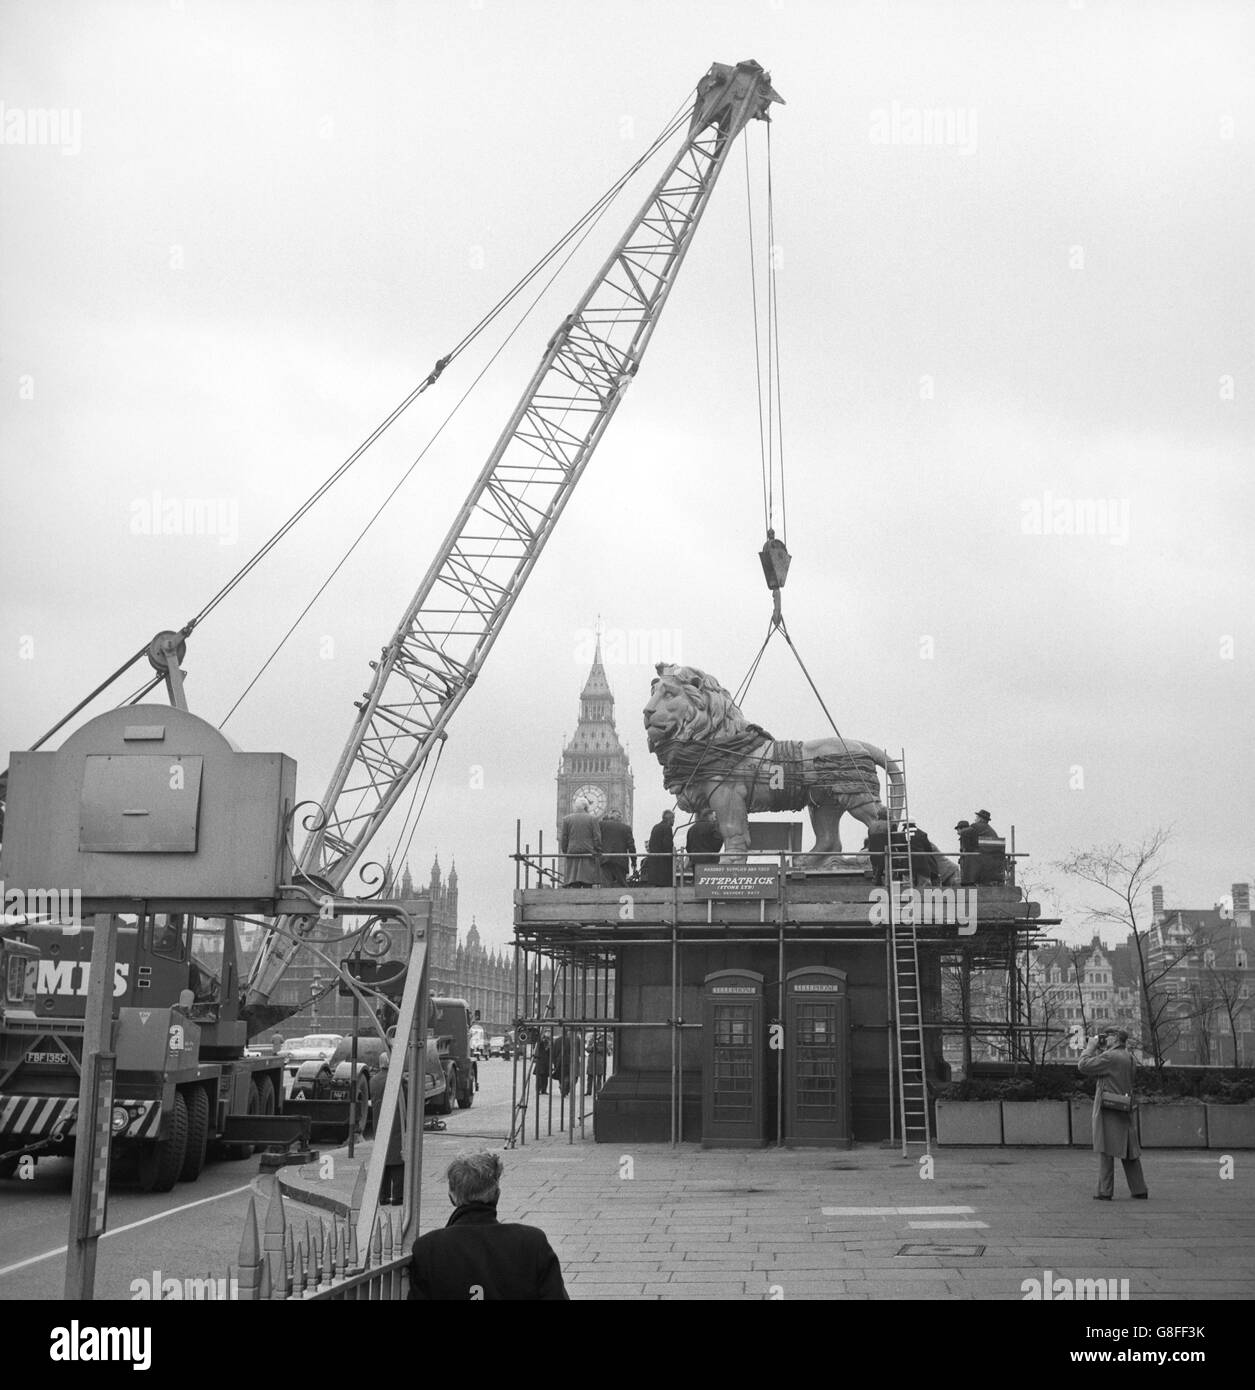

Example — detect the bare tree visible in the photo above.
[1201,964,1252,1069]
[1066,946,1092,1043]
[1055,829,1193,1071]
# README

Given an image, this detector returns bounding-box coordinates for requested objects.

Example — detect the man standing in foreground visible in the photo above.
[408,1151,569,1300]
[1077,1029,1148,1201]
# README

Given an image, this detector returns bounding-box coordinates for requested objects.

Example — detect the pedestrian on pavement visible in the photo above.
[407,1151,569,1300]
[534,1033,551,1095]
[560,798,602,887]
[598,807,636,886]
[1077,1028,1148,1201]
[643,809,675,886]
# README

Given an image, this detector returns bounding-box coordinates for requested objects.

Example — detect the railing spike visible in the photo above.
[238,1195,260,1265]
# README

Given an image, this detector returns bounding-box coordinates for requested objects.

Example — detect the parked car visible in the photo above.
[326,1036,390,1133]
[282,1034,343,1098]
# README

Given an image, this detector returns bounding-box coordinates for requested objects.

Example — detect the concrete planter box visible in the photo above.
[935,1100,1002,1146]
[1205,1105,1255,1149]
[1070,1099,1095,1147]
[1001,1100,1071,1145]
[1138,1102,1207,1148]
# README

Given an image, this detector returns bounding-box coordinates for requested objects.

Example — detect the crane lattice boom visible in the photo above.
[246,60,782,1012]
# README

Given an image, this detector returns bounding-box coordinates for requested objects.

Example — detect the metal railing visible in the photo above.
[232,1166,409,1300]
[512,839,1024,891]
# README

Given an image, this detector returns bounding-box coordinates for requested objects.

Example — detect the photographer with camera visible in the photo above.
[1078,1028,1148,1201]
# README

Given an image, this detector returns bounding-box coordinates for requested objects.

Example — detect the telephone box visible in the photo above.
[701,969,766,1149]
[783,966,851,1147]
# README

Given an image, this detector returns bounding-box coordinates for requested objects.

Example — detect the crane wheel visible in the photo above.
[137,1090,189,1193]
[257,1075,277,1116]
[179,1086,210,1183]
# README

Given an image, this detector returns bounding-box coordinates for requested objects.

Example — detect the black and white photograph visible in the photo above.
[0,0,1251,1352]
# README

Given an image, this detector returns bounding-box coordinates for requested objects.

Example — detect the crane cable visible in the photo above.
[16,95,695,754]
[737,126,887,819]
[219,100,684,733]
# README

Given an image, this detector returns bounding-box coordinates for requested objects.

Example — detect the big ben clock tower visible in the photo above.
[556,634,634,837]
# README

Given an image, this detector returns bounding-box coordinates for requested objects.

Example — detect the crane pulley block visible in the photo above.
[759,531,791,592]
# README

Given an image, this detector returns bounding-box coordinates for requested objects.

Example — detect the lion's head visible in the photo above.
[642,664,750,752]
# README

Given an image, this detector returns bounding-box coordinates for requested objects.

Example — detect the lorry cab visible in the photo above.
[430,996,478,1111]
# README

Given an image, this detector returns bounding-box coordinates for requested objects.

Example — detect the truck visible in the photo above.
[430,997,478,1110]
[0,914,287,1190]
[292,996,456,1133]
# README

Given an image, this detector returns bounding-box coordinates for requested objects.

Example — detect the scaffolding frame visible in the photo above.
[510,824,1059,1144]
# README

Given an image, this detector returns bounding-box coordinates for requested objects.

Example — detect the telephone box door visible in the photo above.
[784,966,851,1147]
[701,969,766,1149]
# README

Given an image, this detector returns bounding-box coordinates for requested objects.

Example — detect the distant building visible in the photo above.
[1144,882,1254,1066]
[272,856,516,1039]
[1026,938,1142,1059]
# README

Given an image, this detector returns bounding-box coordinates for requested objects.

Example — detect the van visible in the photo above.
[430,996,479,1109]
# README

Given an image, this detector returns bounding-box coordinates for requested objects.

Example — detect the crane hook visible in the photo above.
[758,530,791,628]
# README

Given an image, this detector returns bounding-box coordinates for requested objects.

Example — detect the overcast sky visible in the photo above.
[2,0,1251,952]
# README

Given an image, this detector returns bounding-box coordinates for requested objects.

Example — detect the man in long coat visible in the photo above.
[559,799,601,887]
[598,808,636,886]
[643,810,675,886]
[1077,1028,1148,1200]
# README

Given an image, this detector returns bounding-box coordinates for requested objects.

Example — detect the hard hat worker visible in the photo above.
[407,1151,569,1300]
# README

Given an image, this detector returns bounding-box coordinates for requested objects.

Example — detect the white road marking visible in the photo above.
[0,1182,255,1279]
[822,1205,975,1216]
[908,1220,988,1229]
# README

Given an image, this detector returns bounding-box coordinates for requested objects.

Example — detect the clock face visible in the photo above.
[573,785,608,816]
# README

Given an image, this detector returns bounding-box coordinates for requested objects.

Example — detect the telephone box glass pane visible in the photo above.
[797,1001,839,1122]
[712,1004,753,1121]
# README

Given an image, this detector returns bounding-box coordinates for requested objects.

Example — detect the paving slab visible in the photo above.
[276,1137,1255,1301]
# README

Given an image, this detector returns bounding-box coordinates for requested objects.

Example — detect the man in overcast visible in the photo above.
[407,1151,569,1300]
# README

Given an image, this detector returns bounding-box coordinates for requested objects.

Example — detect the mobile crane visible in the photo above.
[0,60,782,1191]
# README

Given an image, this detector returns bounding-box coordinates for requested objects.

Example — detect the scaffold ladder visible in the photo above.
[886,751,932,1156]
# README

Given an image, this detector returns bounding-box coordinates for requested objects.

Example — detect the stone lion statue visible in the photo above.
[642,662,905,868]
